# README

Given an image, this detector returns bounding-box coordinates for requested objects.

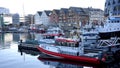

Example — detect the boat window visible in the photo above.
[64,42,67,46]
[75,42,79,47]
[117,20,119,23]
[108,2,110,5]
[61,42,64,46]
[111,21,113,23]
[70,43,73,47]
[55,40,59,45]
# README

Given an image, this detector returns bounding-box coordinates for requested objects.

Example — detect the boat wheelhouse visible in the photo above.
[99,16,120,39]
[55,38,79,47]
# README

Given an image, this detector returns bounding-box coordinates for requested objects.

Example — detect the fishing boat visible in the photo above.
[99,15,120,39]
[39,27,64,44]
[37,37,103,65]
[37,36,120,65]
[80,24,99,40]
[81,30,99,40]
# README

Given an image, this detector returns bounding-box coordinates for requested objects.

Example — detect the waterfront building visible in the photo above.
[86,7,104,25]
[3,14,12,25]
[40,10,52,26]
[49,9,60,26]
[0,7,9,14]
[68,7,89,26]
[34,11,42,25]
[12,13,20,25]
[104,0,120,16]
[59,8,69,23]
[25,14,34,25]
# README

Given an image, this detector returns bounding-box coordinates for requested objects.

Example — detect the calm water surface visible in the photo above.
[0,33,108,68]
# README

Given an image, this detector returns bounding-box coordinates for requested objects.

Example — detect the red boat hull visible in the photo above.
[37,46,102,65]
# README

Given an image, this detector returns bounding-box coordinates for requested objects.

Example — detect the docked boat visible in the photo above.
[37,36,120,65]
[99,15,120,39]
[46,27,64,35]
[81,30,99,40]
[37,37,103,65]
[39,27,64,44]
[80,24,99,40]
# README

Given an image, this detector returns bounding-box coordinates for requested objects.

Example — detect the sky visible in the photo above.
[0,0,105,16]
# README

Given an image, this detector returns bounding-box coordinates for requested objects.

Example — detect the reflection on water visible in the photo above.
[38,56,95,68]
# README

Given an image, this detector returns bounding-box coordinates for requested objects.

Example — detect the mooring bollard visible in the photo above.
[20,40,23,46]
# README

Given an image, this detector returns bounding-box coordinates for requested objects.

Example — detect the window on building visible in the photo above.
[113,7,117,11]
[113,0,115,4]
[108,2,110,5]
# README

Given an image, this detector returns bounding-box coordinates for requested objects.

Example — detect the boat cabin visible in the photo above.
[42,34,62,39]
[55,38,79,47]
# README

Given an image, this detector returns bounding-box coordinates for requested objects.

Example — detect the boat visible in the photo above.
[37,45,102,65]
[80,24,99,40]
[39,27,64,44]
[81,30,99,40]
[39,34,63,44]
[37,36,120,65]
[99,15,120,39]
[37,37,103,65]
[45,27,64,36]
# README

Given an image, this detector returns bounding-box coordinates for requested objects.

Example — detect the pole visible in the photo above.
[79,29,84,55]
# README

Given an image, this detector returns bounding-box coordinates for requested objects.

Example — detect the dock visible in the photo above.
[18,39,39,51]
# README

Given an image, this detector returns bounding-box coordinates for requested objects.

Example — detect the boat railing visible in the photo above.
[57,46,78,50]
[97,37,120,48]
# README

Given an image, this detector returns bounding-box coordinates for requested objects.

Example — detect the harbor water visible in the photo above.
[0,33,120,68]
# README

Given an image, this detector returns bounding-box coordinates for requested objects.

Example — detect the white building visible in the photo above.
[88,7,104,25]
[3,14,12,25]
[40,10,51,26]
[34,11,42,25]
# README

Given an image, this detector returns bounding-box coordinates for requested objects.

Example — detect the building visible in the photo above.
[12,13,20,25]
[104,0,120,16]
[34,11,42,25]
[0,7,10,28]
[49,9,60,26]
[59,8,69,23]
[86,7,104,25]
[68,7,89,25]
[25,14,34,25]
[40,10,51,26]
[3,14,12,25]
[0,7,9,14]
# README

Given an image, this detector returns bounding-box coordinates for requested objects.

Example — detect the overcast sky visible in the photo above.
[0,0,105,16]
